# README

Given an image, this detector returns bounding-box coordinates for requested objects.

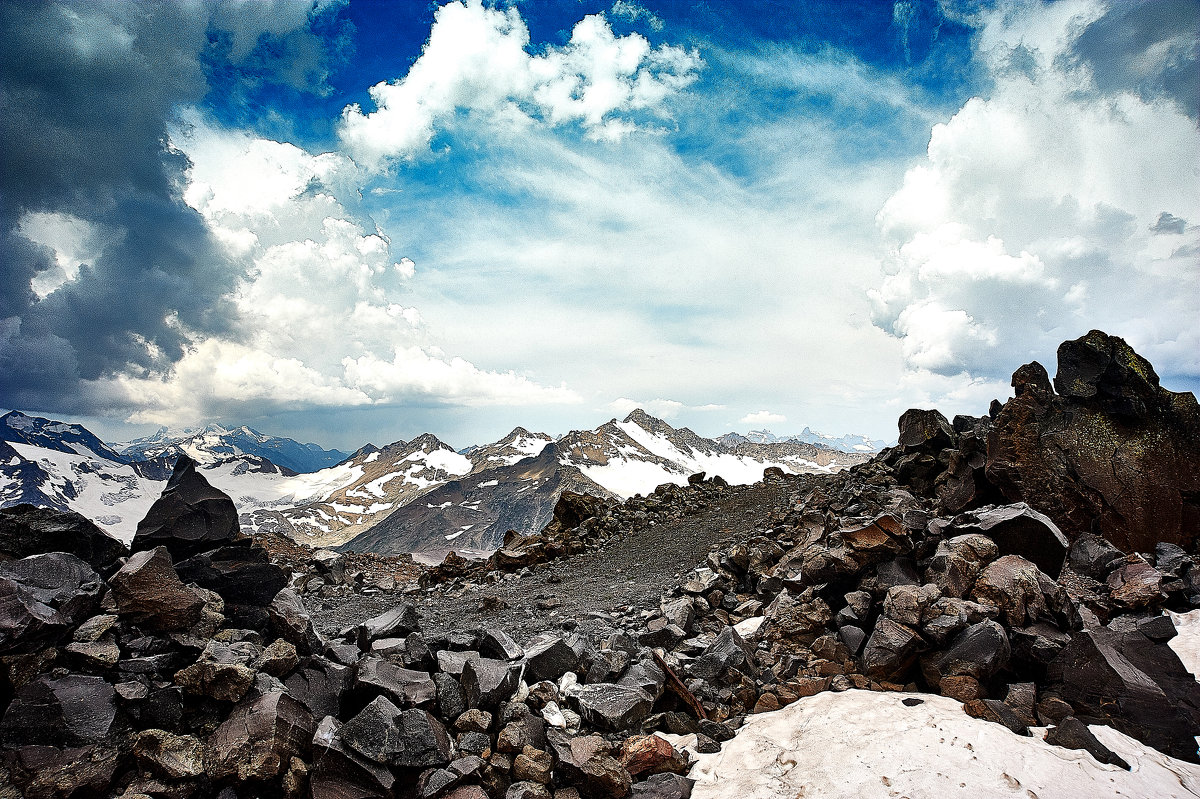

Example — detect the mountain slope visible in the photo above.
[561,409,866,499]
[717,426,886,453]
[340,442,615,557]
[242,434,473,548]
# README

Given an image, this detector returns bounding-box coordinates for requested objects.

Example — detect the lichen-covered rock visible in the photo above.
[986,331,1200,553]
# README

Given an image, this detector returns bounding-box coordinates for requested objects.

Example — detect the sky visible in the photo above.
[1,0,1197,452]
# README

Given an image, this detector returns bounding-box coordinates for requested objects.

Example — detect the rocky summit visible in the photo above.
[1,330,1199,798]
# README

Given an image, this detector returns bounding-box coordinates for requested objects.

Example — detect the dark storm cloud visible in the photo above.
[1068,0,1200,118]
[0,0,339,414]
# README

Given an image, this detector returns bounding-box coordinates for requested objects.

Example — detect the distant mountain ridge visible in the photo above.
[1,408,873,556]
[717,426,886,453]
[115,423,350,474]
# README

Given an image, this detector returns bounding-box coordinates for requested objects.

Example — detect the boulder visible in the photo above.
[132,454,244,559]
[986,331,1200,554]
[309,714,396,797]
[109,546,204,632]
[0,674,117,747]
[0,505,127,574]
[206,690,315,782]
[0,552,104,652]
[132,729,206,779]
[285,658,350,719]
[175,544,287,607]
[922,620,1010,685]
[1105,556,1163,609]
[631,772,694,799]
[923,533,999,599]
[340,696,451,769]
[1044,717,1130,770]
[547,728,633,798]
[861,617,923,683]
[1046,624,1200,762]
[571,684,654,732]
[523,634,580,683]
[356,603,420,648]
[353,656,437,708]
[949,504,1068,578]
[897,409,954,451]
[619,734,689,777]
[971,555,1048,628]
[1067,533,1124,579]
[461,657,522,710]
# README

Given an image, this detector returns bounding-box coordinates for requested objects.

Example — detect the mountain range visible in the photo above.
[0,408,874,555]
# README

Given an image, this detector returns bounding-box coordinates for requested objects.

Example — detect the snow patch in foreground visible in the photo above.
[686,690,1200,799]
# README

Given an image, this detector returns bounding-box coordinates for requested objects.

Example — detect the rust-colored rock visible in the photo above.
[109,546,204,632]
[986,330,1200,553]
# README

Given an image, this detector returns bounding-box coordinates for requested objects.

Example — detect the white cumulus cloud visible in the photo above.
[91,115,580,425]
[338,0,700,170]
[739,410,787,426]
[870,0,1200,382]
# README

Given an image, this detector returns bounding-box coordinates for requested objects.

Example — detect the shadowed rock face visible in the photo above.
[986,330,1200,553]
[132,454,245,560]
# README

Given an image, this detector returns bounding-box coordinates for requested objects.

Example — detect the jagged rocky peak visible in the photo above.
[132,454,245,560]
[985,329,1200,553]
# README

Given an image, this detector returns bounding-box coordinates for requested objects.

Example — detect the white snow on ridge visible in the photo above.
[6,442,160,544]
[686,690,1200,799]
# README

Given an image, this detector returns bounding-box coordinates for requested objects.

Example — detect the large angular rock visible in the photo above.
[547,728,633,798]
[571,684,654,732]
[109,545,204,632]
[986,331,1200,553]
[897,408,955,451]
[861,617,923,683]
[922,620,1010,686]
[353,656,436,708]
[971,555,1048,628]
[0,674,117,747]
[133,453,245,559]
[461,657,522,710]
[269,587,324,654]
[924,534,998,598]
[1046,624,1200,763]
[691,627,756,683]
[175,544,287,607]
[0,552,104,652]
[310,715,396,798]
[132,729,206,779]
[356,602,420,648]
[340,696,451,769]
[948,504,1068,578]
[1,740,123,798]
[523,634,580,683]
[205,690,316,781]
[0,505,127,574]
[286,657,350,719]
[1044,716,1130,769]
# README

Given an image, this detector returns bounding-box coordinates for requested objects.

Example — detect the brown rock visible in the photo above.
[1106,556,1163,609]
[133,729,206,779]
[986,331,1200,554]
[938,675,984,702]
[513,745,554,784]
[618,734,689,777]
[109,546,204,632]
[205,690,315,781]
[971,555,1048,628]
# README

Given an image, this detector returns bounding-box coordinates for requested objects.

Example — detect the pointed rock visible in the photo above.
[133,453,244,559]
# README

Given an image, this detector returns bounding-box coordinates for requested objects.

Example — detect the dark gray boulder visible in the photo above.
[0,505,127,574]
[132,454,244,560]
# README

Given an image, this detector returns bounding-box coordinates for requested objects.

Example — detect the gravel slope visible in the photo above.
[308,481,790,645]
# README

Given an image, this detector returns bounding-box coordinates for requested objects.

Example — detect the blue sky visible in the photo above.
[1,0,1197,450]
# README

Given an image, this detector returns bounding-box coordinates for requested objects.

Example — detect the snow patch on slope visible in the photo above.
[687,690,1200,799]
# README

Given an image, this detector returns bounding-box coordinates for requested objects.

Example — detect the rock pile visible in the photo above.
[0,460,698,798]
[415,331,1200,769]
